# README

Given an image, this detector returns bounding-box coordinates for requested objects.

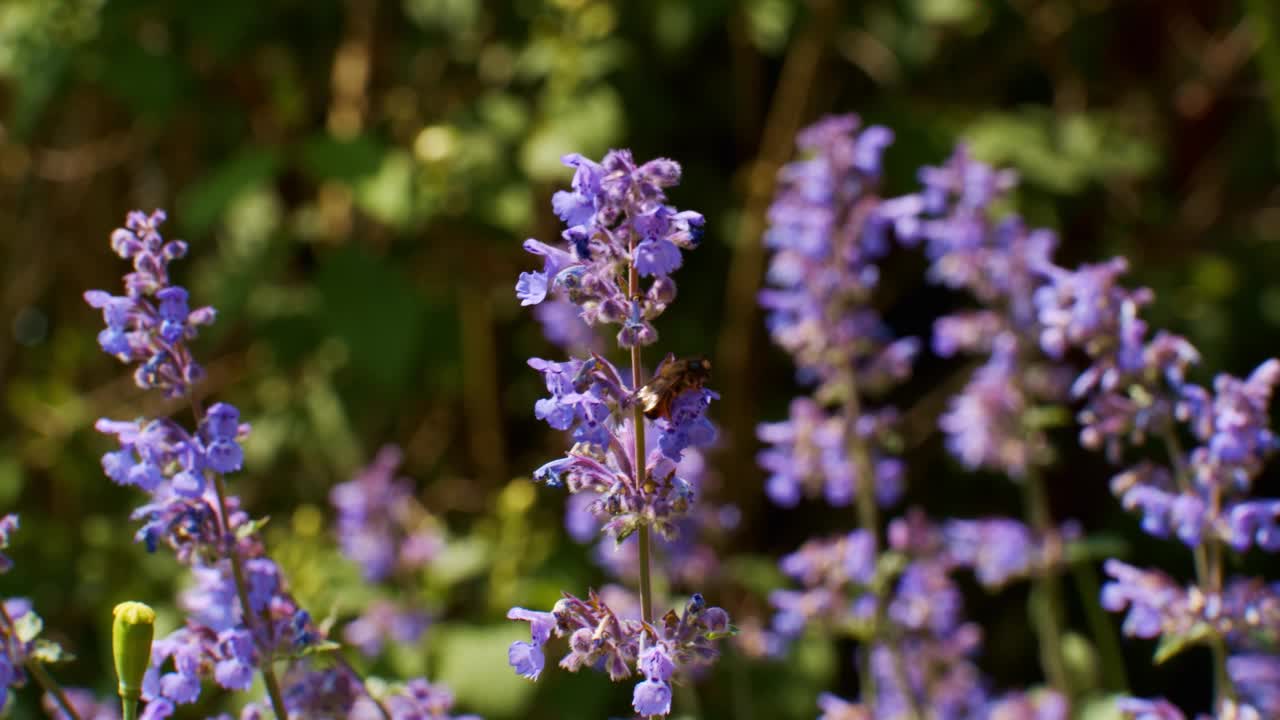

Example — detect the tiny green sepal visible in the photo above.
[1152,622,1213,665]
[705,624,740,641]
[112,601,156,702]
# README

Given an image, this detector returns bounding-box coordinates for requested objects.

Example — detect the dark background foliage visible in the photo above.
[1,0,1278,717]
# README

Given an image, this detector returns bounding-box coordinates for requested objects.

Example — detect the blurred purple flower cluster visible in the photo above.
[1038,251,1280,717]
[762,111,1280,718]
[330,447,439,658]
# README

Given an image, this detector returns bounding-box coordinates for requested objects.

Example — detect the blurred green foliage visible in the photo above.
[0,0,1279,717]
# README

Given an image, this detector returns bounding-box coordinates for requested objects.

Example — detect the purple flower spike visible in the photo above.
[87,209,409,720]
[86,210,215,398]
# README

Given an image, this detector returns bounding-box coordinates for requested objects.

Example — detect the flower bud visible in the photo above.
[112,601,156,701]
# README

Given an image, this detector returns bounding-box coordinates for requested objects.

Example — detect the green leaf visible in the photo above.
[705,624,740,641]
[1065,534,1129,564]
[14,610,42,643]
[1153,622,1214,665]
[429,536,491,588]
[95,45,193,123]
[431,624,537,717]
[353,150,416,228]
[913,0,980,24]
[1025,405,1072,430]
[295,640,342,658]
[723,555,788,598]
[299,134,386,183]
[1077,694,1127,720]
[1062,631,1101,692]
[315,246,428,390]
[177,149,282,236]
[235,515,271,541]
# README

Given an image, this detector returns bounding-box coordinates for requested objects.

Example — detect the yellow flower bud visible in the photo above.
[112,602,155,701]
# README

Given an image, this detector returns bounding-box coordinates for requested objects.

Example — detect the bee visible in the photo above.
[636,354,712,421]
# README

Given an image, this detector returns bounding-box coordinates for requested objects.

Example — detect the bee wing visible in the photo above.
[636,377,669,414]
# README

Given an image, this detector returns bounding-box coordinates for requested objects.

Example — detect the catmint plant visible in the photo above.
[876,144,1095,700]
[1034,254,1280,718]
[534,284,738,595]
[760,116,1075,718]
[0,515,95,719]
[330,446,436,658]
[85,210,474,720]
[509,150,732,717]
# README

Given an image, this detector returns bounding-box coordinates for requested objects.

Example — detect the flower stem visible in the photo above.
[1161,426,1235,704]
[844,367,923,720]
[337,654,392,720]
[628,265,655,626]
[211,472,291,720]
[27,659,82,720]
[121,697,139,720]
[1022,467,1072,698]
[629,228,655,720]
[0,603,81,720]
[1071,560,1129,692]
[189,397,291,720]
[632,361,654,625]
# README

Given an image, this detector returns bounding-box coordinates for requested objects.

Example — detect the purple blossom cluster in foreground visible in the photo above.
[86,211,475,720]
[510,150,731,717]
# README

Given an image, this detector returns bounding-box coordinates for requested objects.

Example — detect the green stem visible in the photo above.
[121,697,139,720]
[845,368,923,720]
[211,472,291,720]
[27,660,82,720]
[1244,0,1280,166]
[1161,426,1235,704]
[189,397,291,720]
[627,239,657,720]
[628,248,655,627]
[1071,560,1129,692]
[337,654,392,720]
[0,603,81,720]
[637,523,654,623]
[1023,468,1072,698]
